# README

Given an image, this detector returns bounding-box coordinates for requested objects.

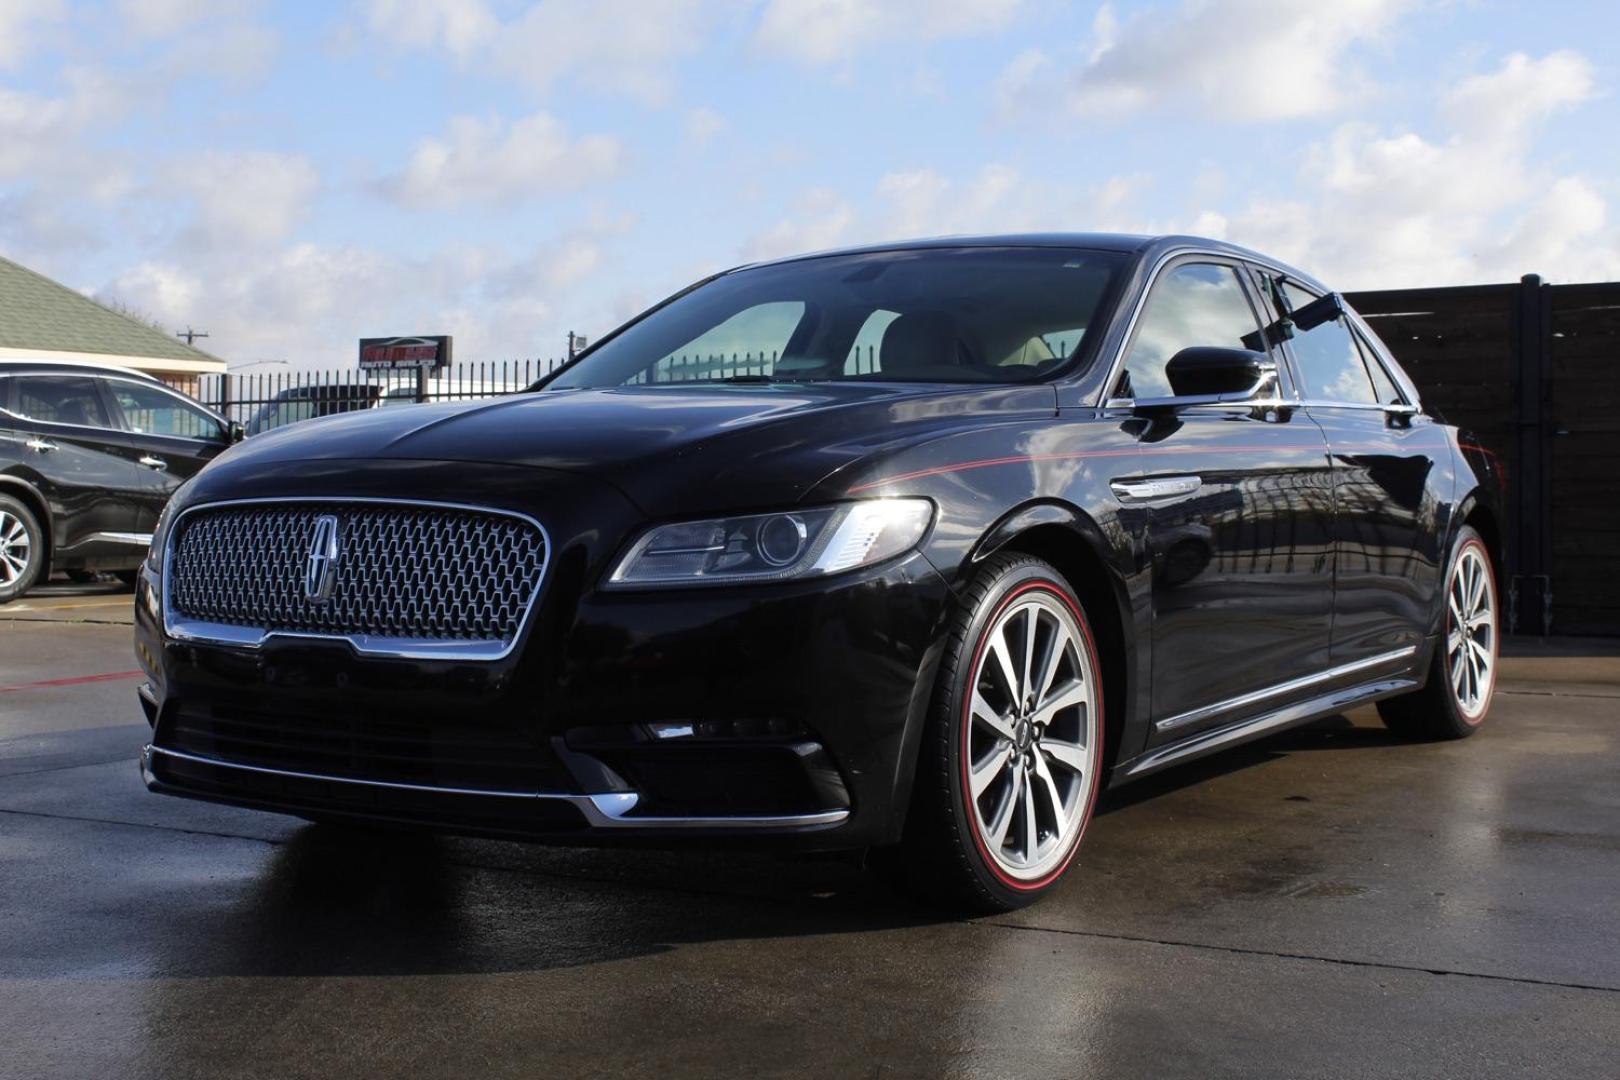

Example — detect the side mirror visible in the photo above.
[228,421,245,444]
[1131,347,1278,415]
[1165,347,1269,397]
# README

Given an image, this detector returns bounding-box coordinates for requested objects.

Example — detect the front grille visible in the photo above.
[168,501,547,645]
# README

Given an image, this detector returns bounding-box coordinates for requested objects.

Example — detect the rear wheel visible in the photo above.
[1378,526,1498,739]
[0,496,44,604]
[887,553,1105,913]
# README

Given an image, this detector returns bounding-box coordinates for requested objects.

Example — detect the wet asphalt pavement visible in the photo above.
[2,590,1618,1078]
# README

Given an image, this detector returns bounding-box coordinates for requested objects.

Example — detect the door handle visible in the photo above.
[1111,476,1203,503]
[138,455,168,470]
[25,438,57,453]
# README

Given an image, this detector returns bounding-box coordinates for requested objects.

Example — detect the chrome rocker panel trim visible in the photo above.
[141,745,852,831]
[160,495,553,662]
[1154,645,1418,734]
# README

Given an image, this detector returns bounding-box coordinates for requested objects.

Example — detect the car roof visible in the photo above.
[0,358,165,383]
[737,232,1330,292]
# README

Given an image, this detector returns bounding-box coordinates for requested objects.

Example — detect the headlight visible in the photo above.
[605,499,934,589]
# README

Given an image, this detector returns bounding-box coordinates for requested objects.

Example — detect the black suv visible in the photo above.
[0,361,236,601]
[135,235,1503,911]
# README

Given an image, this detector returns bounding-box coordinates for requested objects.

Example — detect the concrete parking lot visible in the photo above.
[2,586,1617,1079]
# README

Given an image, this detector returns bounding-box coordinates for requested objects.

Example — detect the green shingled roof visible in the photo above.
[0,254,224,366]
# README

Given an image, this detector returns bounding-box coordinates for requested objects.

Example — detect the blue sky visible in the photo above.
[2,0,1617,368]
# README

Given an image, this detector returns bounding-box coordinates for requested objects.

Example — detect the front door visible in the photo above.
[4,373,148,557]
[100,376,232,535]
[1107,259,1337,739]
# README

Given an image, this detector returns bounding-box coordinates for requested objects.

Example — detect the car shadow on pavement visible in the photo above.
[181,822,937,979]
[164,714,1407,980]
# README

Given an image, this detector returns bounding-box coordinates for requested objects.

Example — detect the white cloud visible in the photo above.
[171,151,319,249]
[114,0,255,38]
[361,0,496,60]
[742,188,855,261]
[365,0,720,105]
[754,0,1021,65]
[743,164,1149,263]
[999,0,1411,123]
[1214,51,1617,287]
[97,239,589,367]
[685,106,727,146]
[0,0,65,69]
[387,112,622,208]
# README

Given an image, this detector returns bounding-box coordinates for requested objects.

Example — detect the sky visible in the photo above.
[2,0,1618,369]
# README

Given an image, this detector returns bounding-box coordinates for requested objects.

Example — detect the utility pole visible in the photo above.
[176,326,210,347]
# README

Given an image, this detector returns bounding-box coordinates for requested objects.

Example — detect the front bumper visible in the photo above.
[136,527,952,849]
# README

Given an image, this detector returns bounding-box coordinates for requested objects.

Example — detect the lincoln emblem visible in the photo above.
[304,514,341,603]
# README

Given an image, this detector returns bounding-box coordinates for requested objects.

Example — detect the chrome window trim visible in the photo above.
[0,370,230,440]
[142,745,851,830]
[160,496,553,662]
[1154,645,1418,733]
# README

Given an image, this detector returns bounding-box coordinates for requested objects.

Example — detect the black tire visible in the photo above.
[114,569,139,587]
[0,495,45,604]
[884,553,1106,913]
[1377,525,1498,740]
[65,569,100,585]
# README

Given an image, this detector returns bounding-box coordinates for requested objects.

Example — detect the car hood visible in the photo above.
[219,382,1057,515]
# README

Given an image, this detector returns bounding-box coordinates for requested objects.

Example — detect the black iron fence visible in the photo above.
[193,359,567,434]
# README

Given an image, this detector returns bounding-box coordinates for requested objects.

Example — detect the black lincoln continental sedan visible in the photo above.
[135,234,1503,911]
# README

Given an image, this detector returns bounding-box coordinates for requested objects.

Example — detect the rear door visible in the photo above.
[101,376,232,534]
[5,373,147,553]
[1271,279,1447,661]
[1107,258,1338,739]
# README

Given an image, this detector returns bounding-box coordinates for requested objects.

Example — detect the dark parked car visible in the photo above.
[244,382,383,436]
[135,235,1503,911]
[0,361,237,602]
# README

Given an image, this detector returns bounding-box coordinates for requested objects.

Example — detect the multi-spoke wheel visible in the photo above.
[882,553,1104,912]
[0,495,44,603]
[1379,525,1498,739]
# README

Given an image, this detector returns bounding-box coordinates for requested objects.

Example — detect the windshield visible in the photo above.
[548,247,1126,389]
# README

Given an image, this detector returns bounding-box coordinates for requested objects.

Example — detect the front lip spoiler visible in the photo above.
[141,745,851,831]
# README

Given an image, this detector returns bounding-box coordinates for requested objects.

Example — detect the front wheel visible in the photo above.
[887,553,1105,913]
[0,496,44,604]
[1378,525,1498,739]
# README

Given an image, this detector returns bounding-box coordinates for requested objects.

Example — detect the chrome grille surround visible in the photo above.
[162,498,550,660]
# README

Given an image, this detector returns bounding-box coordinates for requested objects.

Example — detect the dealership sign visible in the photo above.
[358,335,452,371]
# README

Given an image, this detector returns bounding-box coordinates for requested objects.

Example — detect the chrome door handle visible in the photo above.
[138,455,168,470]
[1111,475,1203,502]
[25,438,57,453]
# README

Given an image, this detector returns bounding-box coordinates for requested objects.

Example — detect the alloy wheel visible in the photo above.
[1447,543,1496,721]
[965,590,1098,883]
[0,510,31,587]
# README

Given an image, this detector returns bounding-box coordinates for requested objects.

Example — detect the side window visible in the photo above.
[109,381,226,441]
[1351,329,1403,405]
[12,375,113,428]
[1117,263,1262,399]
[644,301,805,384]
[0,376,11,414]
[1282,283,1377,404]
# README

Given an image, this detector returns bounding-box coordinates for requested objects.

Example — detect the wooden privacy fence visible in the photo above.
[1348,276,1620,637]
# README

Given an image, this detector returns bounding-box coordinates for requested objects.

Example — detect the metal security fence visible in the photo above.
[194,359,567,434]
